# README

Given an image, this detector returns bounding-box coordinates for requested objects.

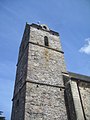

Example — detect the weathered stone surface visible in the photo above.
[65,80,77,120]
[79,82,90,120]
[25,82,67,120]
[11,23,90,120]
[27,44,66,86]
[14,47,28,95]
[70,81,84,120]
[64,79,86,120]
[11,23,68,120]
[29,27,62,51]
[18,23,30,62]
[11,85,26,120]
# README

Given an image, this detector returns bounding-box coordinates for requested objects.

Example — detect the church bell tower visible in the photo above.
[11,23,68,120]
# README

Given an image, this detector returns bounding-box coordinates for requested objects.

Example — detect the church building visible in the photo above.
[11,23,90,120]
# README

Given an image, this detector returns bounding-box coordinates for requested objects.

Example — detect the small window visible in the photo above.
[43,26,47,29]
[44,36,49,46]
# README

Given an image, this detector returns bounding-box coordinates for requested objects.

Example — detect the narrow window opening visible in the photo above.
[44,36,49,46]
[43,26,47,29]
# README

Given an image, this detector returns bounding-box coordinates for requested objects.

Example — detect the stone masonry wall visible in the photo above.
[78,82,90,120]
[11,24,90,120]
[14,24,29,96]
[64,74,90,120]
[18,23,30,62]
[24,25,68,120]
[11,85,26,120]
[27,44,66,86]
[11,24,29,120]
[14,46,28,95]
[29,27,62,51]
[25,82,68,120]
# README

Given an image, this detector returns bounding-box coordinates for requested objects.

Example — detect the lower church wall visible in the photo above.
[24,82,68,120]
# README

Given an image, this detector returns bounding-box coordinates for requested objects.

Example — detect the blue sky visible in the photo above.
[0,0,90,119]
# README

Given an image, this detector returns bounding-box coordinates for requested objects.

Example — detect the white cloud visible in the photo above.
[79,38,90,55]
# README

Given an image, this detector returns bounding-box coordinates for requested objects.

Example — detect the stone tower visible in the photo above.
[11,23,68,120]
